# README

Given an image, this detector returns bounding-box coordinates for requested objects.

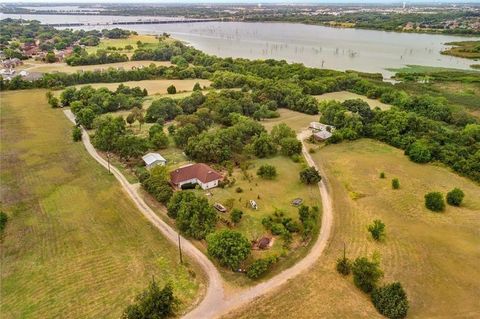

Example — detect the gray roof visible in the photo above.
[314,130,333,140]
[142,152,166,165]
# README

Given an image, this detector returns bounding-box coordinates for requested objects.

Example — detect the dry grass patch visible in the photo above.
[262,109,318,133]
[224,139,479,319]
[315,91,391,110]
[25,60,171,74]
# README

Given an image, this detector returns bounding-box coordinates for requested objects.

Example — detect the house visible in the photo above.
[170,163,222,190]
[142,152,166,169]
[1,58,23,69]
[313,130,333,141]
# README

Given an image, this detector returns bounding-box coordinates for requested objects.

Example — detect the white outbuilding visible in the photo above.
[142,152,166,169]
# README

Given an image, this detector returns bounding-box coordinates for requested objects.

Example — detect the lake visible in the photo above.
[2,13,478,77]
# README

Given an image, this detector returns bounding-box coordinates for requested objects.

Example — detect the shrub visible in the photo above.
[391,178,400,189]
[206,230,251,270]
[406,141,431,163]
[371,282,409,319]
[230,208,243,224]
[446,188,464,206]
[368,219,386,241]
[299,166,321,184]
[167,84,176,94]
[424,192,445,212]
[352,256,383,293]
[235,187,243,193]
[380,172,385,179]
[0,211,8,233]
[336,257,351,276]
[257,164,277,180]
[72,126,82,142]
[122,280,174,319]
[246,258,273,279]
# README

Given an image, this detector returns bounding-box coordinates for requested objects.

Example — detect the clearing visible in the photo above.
[85,34,159,55]
[73,79,211,96]
[262,109,318,133]
[0,90,204,318]
[314,91,391,110]
[225,139,480,318]
[22,60,171,74]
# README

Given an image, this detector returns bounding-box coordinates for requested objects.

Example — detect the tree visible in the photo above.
[116,135,148,160]
[92,116,126,152]
[142,166,172,204]
[146,98,181,123]
[126,113,136,126]
[424,192,445,212]
[173,124,198,148]
[380,172,386,179]
[0,211,8,233]
[167,191,195,219]
[368,219,386,241]
[371,282,409,319]
[279,137,302,156]
[252,133,277,158]
[72,126,82,142]
[271,123,296,144]
[122,280,175,319]
[246,258,274,279]
[76,108,96,129]
[193,82,202,91]
[352,256,383,293]
[337,256,351,276]
[45,51,56,63]
[299,167,321,184]
[230,208,243,224]
[257,164,277,180]
[46,91,59,108]
[206,230,251,270]
[170,192,217,239]
[167,85,176,94]
[406,141,431,163]
[446,188,464,206]
[391,178,400,189]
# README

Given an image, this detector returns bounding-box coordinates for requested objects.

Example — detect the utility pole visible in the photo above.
[178,233,183,264]
[107,151,111,173]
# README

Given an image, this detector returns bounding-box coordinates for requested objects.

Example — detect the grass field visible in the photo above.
[314,91,391,110]
[73,79,211,96]
[262,109,318,133]
[23,60,171,74]
[85,34,159,55]
[225,139,480,318]
[0,90,204,318]
[441,41,480,59]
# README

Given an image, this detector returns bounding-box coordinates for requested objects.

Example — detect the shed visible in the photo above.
[142,152,166,169]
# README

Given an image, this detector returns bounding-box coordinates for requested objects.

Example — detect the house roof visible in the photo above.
[170,163,222,185]
[142,152,166,165]
[314,130,333,140]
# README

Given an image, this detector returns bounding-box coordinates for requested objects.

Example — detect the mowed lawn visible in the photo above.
[73,79,211,95]
[226,139,480,318]
[0,90,204,318]
[24,60,171,74]
[314,91,391,110]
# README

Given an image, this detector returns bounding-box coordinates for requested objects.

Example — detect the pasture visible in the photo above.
[0,90,204,318]
[225,139,480,318]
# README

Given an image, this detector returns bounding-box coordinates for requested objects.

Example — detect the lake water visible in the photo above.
[2,13,479,77]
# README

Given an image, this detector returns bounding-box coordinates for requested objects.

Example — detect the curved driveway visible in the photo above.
[65,109,333,319]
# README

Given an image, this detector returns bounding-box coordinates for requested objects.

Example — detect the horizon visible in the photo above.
[2,1,480,5]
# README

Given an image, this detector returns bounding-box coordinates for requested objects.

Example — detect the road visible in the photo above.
[65,109,333,319]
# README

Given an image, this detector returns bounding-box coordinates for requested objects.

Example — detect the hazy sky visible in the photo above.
[1,0,479,4]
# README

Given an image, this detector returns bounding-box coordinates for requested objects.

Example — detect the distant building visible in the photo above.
[310,121,335,141]
[313,130,333,141]
[170,163,222,190]
[142,152,166,169]
[1,58,23,69]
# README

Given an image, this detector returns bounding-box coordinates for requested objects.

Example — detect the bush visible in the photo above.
[122,280,174,319]
[336,257,351,276]
[167,84,176,94]
[0,211,8,233]
[235,187,243,193]
[206,230,251,270]
[368,219,386,241]
[380,172,385,179]
[299,166,321,184]
[352,256,383,293]
[391,178,400,189]
[246,258,271,279]
[446,188,464,206]
[371,282,409,319]
[230,208,243,224]
[257,164,277,180]
[406,141,431,163]
[72,126,82,142]
[180,182,198,190]
[424,192,445,212]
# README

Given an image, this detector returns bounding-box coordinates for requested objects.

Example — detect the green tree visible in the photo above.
[0,211,8,233]
[146,98,181,123]
[230,208,243,224]
[352,256,383,293]
[406,141,431,163]
[167,85,177,94]
[92,115,126,152]
[271,123,296,144]
[392,178,400,189]
[424,192,445,212]
[256,164,277,180]
[299,167,321,184]
[368,219,386,241]
[171,193,217,239]
[45,51,56,63]
[246,258,271,279]
[193,82,202,91]
[446,188,465,206]
[122,280,175,319]
[72,126,82,142]
[371,282,409,319]
[279,137,302,156]
[252,133,277,158]
[173,124,199,148]
[76,107,96,129]
[206,230,251,270]
[116,135,148,160]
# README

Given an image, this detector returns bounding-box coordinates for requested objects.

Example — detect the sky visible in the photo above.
[1,0,479,3]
